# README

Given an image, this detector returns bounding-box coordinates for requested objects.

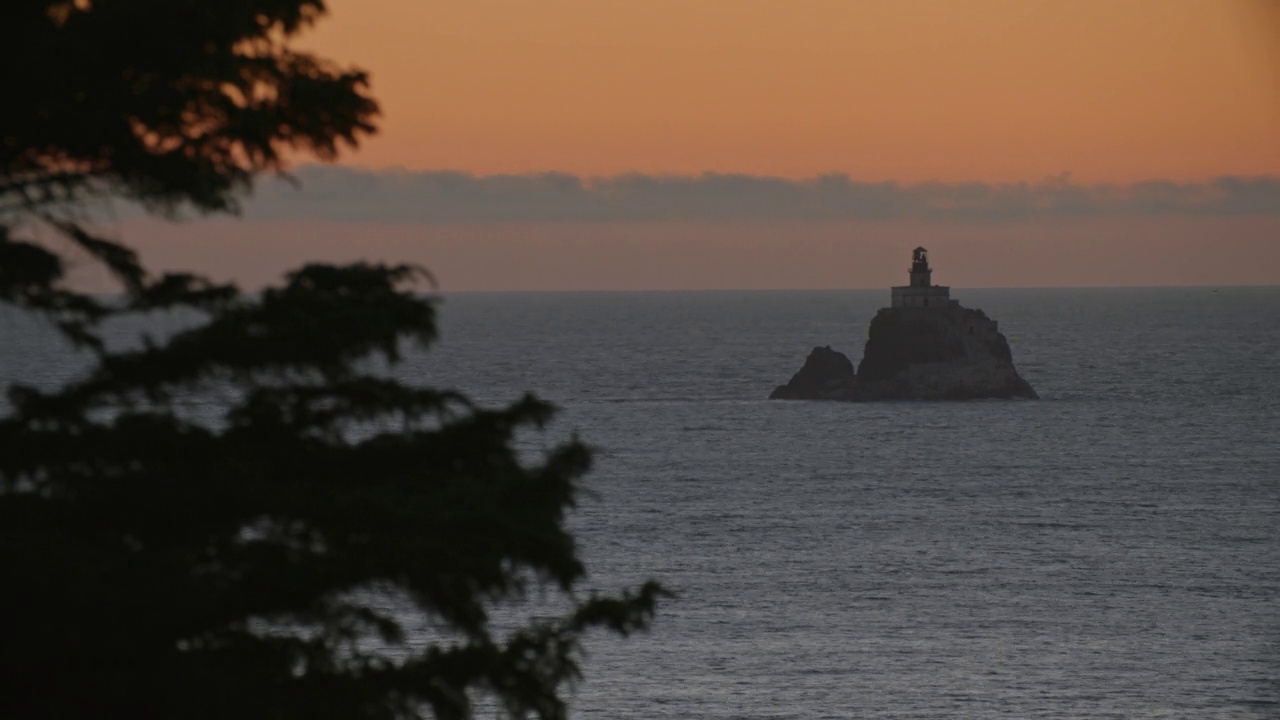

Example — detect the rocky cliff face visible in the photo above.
[852,304,1037,400]
[770,303,1037,401]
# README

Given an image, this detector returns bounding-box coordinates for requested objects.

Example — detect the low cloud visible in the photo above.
[229,167,1280,224]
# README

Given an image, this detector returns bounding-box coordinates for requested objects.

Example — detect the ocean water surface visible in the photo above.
[3,287,1278,718]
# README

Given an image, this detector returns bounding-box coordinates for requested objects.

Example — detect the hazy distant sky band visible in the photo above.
[230,167,1280,224]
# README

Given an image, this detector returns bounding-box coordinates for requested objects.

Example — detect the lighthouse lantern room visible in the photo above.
[890,247,953,309]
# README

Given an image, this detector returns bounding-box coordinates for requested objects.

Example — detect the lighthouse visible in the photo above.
[890,247,953,308]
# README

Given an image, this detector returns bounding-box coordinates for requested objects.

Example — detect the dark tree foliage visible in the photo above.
[0,3,664,718]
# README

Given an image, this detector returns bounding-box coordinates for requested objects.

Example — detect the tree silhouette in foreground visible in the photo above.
[0,3,664,718]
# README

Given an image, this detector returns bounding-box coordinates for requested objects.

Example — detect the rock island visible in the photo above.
[770,247,1037,401]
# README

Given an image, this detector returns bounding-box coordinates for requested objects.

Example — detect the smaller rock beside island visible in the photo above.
[771,247,1038,402]
[769,346,856,400]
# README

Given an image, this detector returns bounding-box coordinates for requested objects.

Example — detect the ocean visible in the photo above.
[3,286,1278,718]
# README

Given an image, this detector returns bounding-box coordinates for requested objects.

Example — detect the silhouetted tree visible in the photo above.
[0,3,663,718]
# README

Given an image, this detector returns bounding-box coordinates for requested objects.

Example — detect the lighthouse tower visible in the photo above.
[890,247,952,308]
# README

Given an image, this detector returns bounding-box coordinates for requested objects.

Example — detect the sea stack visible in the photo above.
[770,247,1037,401]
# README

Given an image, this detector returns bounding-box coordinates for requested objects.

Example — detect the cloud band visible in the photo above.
[227,167,1280,223]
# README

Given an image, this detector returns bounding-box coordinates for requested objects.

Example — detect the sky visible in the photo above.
[123,0,1280,291]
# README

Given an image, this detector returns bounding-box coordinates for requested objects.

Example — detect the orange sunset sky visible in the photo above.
[306,0,1279,182]
[126,0,1280,291]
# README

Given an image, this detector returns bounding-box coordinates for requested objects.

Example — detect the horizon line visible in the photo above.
[432,282,1280,295]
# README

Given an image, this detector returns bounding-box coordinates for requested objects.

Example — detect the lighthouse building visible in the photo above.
[890,247,954,309]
